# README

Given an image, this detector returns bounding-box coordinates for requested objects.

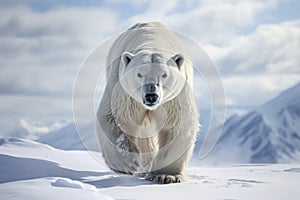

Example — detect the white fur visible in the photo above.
[97,22,199,183]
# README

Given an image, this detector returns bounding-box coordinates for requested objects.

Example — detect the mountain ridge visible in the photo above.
[203,82,300,164]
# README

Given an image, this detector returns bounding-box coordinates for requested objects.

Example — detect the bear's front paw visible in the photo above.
[145,173,185,184]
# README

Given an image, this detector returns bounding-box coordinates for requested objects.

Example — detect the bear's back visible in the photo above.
[107,22,188,60]
[128,21,166,30]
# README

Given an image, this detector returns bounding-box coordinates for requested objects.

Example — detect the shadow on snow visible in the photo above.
[0,153,152,188]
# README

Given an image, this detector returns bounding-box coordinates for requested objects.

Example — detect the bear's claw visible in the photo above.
[145,174,185,184]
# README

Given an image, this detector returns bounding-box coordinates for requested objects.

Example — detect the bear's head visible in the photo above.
[119,50,187,110]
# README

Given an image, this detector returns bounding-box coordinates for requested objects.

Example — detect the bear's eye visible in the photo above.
[162,73,167,78]
[137,73,143,78]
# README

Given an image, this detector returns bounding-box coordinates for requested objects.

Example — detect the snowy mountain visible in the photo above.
[6,119,99,151]
[6,119,70,140]
[204,82,300,164]
[7,126,30,139]
[37,123,85,151]
[0,137,299,200]
[37,122,99,151]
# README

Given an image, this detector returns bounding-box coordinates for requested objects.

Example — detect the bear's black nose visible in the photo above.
[145,93,158,104]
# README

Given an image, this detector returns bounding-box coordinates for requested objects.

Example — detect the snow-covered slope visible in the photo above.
[0,137,299,200]
[204,83,300,164]
[0,137,112,200]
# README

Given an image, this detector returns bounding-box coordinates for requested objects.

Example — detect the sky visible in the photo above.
[0,0,300,135]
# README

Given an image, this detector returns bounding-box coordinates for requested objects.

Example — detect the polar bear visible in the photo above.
[97,22,199,184]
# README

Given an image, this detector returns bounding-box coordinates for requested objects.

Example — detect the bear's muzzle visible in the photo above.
[142,83,160,107]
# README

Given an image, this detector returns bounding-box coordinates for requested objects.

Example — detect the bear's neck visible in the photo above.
[130,100,153,127]
[119,98,166,138]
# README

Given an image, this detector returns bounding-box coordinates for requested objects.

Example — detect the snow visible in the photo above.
[51,177,96,190]
[0,178,113,200]
[1,137,300,200]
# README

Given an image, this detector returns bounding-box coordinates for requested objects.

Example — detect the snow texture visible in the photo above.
[0,137,299,200]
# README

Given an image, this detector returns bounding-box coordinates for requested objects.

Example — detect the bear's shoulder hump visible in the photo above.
[128,21,166,30]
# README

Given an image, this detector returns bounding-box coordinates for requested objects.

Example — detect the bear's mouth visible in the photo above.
[145,103,156,107]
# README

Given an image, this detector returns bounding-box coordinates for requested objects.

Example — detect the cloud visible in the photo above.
[0,95,73,134]
[0,4,119,134]
[20,118,50,134]
[0,0,32,8]
[223,74,300,108]
[19,118,70,134]
[203,19,300,109]
[218,20,300,76]
[0,5,118,96]
[124,0,277,45]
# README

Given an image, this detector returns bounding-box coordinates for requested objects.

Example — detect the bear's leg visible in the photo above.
[99,131,140,174]
[97,112,140,175]
[145,141,195,184]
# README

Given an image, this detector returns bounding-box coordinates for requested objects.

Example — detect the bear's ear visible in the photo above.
[172,54,184,70]
[121,52,134,66]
